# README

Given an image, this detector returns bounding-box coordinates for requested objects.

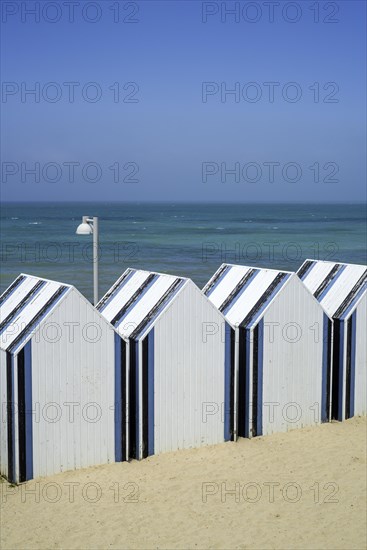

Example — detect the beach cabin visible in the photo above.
[96,268,232,460]
[203,264,331,439]
[298,259,367,421]
[0,274,124,484]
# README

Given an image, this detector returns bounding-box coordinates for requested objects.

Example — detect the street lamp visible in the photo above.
[76,216,99,305]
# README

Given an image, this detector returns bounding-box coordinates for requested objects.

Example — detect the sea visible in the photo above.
[1,202,366,303]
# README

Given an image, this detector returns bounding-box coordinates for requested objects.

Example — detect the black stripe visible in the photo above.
[297,260,314,280]
[202,264,230,296]
[331,319,340,420]
[252,325,259,437]
[237,327,247,438]
[130,279,184,340]
[17,347,26,482]
[345,317,352,420]
[6,351,14,483]
[142,336,149,459]
[96,269,133,311]
[325,319,332,422]
[110,274,156,327]
[7,286,67,353]
[333,270,367,318]
[240,273,287,329]
[313,264,341,299]
[120,340,127,462]
[0,280,46,332]
[128,342,137,459]
[219,269,256,313]
[0,275,26,306]
[228,328,235,441]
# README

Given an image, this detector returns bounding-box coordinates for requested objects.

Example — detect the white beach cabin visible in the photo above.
[298,259,367,420]
[203,264,331,438]
[0,274,125,484]
[96,268,232,460]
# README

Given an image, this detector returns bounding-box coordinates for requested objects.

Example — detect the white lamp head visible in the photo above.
[76,222,92,235]
[76,216,93,235]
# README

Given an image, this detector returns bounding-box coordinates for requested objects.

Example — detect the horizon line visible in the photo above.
[1,200,366,205]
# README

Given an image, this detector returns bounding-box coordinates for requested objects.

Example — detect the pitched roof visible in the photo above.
[203,263,292,328]
[0,274,70,353]
[298,259,367,319]
[96,268,186,339]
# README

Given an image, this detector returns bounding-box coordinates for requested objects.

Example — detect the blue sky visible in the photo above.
[1,0,366,202]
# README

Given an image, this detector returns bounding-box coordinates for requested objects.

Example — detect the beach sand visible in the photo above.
[1,417,366,550]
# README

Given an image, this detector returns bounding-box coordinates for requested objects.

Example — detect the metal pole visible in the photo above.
[93,216,99,305]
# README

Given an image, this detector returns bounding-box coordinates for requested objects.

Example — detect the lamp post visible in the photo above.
[76,216,99,305]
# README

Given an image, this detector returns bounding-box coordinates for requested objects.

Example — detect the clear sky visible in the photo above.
[1,0,366,202]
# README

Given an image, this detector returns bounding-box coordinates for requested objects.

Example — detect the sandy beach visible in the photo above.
[1,417,366,550]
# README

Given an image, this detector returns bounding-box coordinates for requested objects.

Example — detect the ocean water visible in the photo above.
[1,203,366,303]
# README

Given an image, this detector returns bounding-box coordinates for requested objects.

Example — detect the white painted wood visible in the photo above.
[226,270,279,327]
[100,270,152,322]
[0,350,8,479]
[208,265,250,308]
[153,281,226,454]
[354,293,367,416]
[0,273,120,482]
[206,266,328,439]
[300,259,366,317]
[116,275,179,338]
[1,281,71,352]
[299,259,367,421]
[31,288,116,479]
[0,277,41,321]
[320,266,366,317]
[301,261,335,294]
[261,275,324,435]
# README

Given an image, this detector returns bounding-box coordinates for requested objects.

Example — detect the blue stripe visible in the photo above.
[249,273,291,328]
[24,341,33,480]
[350,311,357,417]
[340,282,367,320]
[0,275,25,306]
[244,329,251,438]
[147,329,155,456]
[9,287,68,354]
[98,270,135,313]
[114,333,122,462]
[321,314,329,422]
[0,281,47,336]
[338,321,345,420]
[317,265,347,302]
[135,341,140,459]
[224,323,231,441]
[222,270,259,316]
[114,275,158,330]
[257,319,264,436]
[7,353,15,483]
[133,279,185,340]
[299,260,316,280]
[205,265,230,298]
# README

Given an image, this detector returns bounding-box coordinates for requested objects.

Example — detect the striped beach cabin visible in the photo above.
[96,268,231,460]
[203,264,330,439]
[298,259,367,421]
[0,274,122,484]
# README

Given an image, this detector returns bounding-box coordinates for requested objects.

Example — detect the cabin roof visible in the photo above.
[0,274,70,352]
[203,263,293,328]
[298,259,367,319]
[96,268,186,339]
